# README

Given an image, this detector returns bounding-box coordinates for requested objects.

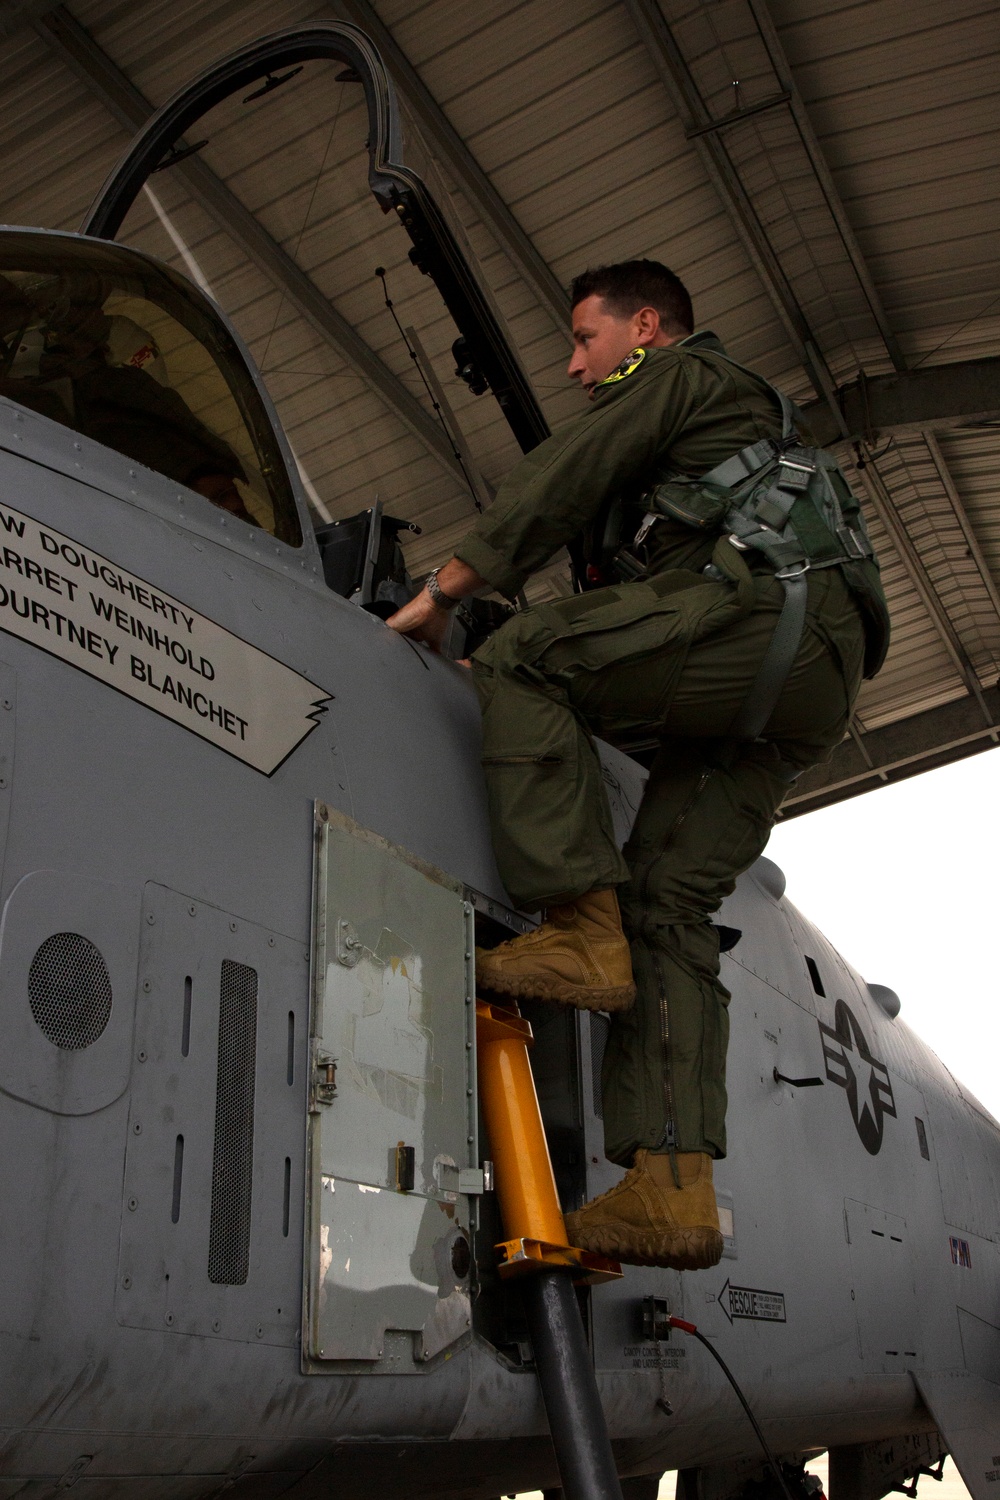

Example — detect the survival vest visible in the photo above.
[594,349,890,743]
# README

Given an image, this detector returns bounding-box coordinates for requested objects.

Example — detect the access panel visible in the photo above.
[845,1199,920,1371]
[117,885,307,1347]
[305,806,478,1369]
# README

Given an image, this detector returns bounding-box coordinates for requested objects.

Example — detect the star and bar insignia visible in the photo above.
[818,999,897,1156]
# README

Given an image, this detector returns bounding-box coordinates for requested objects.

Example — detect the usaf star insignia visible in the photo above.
[598,346,646,387]
[817,999,897,1156]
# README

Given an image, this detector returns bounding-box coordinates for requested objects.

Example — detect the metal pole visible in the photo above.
[522,1269,624,1500]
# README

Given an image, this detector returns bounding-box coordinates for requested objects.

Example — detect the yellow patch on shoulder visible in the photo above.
[597,346,647,387]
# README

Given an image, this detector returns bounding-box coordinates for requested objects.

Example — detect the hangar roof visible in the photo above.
[0,0,997,814]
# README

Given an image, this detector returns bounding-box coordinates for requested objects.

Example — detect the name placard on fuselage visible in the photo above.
[0,502,329,774]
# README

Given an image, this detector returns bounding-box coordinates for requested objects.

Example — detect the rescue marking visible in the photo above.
[718,1278,786,1324]
[818,999,896,1155]
[0,501,329,774]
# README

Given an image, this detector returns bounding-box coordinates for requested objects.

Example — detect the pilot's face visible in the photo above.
[567,295,650,395]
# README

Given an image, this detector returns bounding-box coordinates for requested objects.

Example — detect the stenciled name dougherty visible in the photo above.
[0,502,329,773]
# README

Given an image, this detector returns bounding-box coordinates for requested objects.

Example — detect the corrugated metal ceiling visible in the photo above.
[0,0,997,805]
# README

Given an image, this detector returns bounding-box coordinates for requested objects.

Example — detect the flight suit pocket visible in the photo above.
[535,581,735,738]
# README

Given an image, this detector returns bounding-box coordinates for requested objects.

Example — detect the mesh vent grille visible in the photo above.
[28,933,112,1050]
[208,960,258,1286]
[590,1012,610,1120]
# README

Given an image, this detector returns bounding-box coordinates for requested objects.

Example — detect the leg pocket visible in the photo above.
[624,744,788,925]
[536,579,750,739]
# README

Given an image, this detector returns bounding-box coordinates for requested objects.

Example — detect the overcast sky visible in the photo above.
[766,747,1000,1119]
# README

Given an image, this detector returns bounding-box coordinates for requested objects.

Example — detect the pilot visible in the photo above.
[387,260,888,1271]
[0,275,257,526]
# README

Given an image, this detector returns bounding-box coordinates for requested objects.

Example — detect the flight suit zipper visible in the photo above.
[651,944,681,1187]
[480,754,563,766]
[639,763,717,1179]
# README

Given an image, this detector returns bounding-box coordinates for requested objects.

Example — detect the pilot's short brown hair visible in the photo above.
[570,259,694,336]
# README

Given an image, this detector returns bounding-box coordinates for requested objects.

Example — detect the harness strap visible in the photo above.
[633,344,871,736]
[689,350,812,742]
[698,437,774,491]
[726,569,809,744]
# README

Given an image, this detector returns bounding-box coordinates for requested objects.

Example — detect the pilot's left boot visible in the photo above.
[475,888,635,1012]
[563,1150,723,1270]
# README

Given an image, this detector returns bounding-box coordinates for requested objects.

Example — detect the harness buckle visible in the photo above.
[837,524,870,560]
[633,511,659,548]
[776,457,815,493]
[775,561,810,580]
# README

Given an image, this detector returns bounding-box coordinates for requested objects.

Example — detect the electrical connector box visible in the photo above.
[641,1296,672,1343]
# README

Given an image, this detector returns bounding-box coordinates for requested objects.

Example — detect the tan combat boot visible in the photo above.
[475,888,635,1012]
[564,1150,723,1270]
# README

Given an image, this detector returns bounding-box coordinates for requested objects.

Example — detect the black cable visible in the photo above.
[669,1317,796,1500]
[853,436,895,469]
[375,266,483,513]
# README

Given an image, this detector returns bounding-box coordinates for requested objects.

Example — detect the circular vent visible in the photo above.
[28,933,113,1050]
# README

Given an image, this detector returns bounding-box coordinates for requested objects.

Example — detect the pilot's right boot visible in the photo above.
[564,1149,724,1270]
[475,887,635,1012]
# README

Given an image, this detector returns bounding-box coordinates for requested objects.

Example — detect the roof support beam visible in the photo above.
[37,5,467,487]
[923,431,1000,625]
[328,0,571,342]
[851,453,995,724]
[782,686,1000,818]
[621,0,840,405]
[0,0,59,40]
[746,0,906,372]
[684,89,790,138]
[624,0,906,393]
[802,356,1000,446]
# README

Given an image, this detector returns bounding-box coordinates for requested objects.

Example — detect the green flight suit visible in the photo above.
[457,333,884,1163]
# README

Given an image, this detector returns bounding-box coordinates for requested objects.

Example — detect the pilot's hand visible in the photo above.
[385,587,451,652]
[386,556,489,652]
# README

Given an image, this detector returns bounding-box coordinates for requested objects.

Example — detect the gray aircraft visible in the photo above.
[0,21,996,1500]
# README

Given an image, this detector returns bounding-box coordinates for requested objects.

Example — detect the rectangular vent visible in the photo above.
[208,960,258,1285]
[804,955,825,997]
[171,1135,184,1224]
[590,1012,610,1119]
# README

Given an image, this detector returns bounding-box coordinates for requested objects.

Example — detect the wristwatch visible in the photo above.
[425,567,461,611]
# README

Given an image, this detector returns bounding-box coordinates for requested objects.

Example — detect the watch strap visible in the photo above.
[426,567,461,611]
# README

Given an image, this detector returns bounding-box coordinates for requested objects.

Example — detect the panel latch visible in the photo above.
[312,1053,337,1107]
[335,919,362,967]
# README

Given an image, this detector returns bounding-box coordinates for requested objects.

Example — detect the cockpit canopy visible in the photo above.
[0,231,302,546]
